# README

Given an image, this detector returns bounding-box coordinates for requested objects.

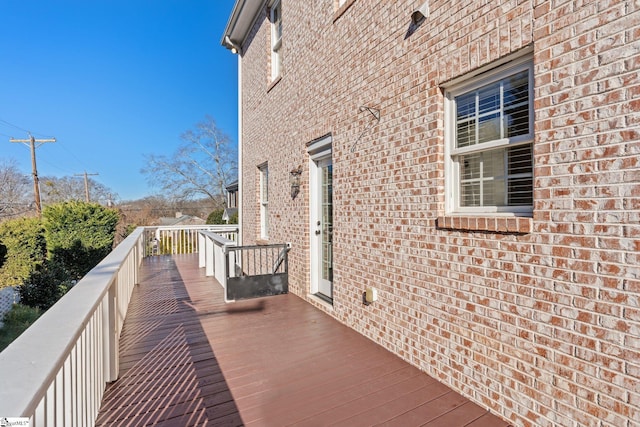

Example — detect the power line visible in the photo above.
[1,117,94,176]
[0,117,55,139]
[56,138,93,172]
[0,118,30,133]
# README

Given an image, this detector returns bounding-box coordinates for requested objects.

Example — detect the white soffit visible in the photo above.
[221,0,267,51]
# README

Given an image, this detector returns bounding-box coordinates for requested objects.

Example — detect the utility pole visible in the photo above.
[75,171,98,202]
[10,133,56,216]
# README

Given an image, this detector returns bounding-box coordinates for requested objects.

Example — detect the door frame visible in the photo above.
[307,134,333,301]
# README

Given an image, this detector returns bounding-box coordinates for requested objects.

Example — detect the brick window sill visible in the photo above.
[436,215,532,234]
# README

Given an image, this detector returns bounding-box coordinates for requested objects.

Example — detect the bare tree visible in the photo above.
[118,195,175,227]
[40,176,116,205]
[142,116,237,206]
[0,159,32,219]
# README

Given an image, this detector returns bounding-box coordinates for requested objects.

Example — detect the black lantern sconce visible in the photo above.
[289,165,302,199]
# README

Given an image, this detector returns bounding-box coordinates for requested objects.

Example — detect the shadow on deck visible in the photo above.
[96,254,510,426]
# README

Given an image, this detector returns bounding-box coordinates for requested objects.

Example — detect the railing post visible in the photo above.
[102,280,118,383]
[228,248,236,279]
[133,239,139,285]
[224,246,230,301]
[205,237,214,277]
[198,233,206,268]
[284,245,289,274]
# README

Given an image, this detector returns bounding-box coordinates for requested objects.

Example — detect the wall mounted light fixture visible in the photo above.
[289,165,302,199]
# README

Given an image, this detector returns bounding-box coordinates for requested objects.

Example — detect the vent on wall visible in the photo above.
[411,1,429,25]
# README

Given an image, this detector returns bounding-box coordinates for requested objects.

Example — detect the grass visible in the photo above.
[0,304,42,352]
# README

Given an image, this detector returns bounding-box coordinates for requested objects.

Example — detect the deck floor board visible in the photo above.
[96,255,509,426]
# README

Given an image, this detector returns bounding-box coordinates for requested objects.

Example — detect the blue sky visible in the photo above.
[0,0,238,202]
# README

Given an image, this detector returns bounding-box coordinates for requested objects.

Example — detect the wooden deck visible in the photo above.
[96,254,510,426]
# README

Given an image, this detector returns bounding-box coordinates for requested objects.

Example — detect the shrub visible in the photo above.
[206,209,225,224]
[43,201,120,280]
[229,212,238,224]
[2,303,41,328]
[0,217,47,289]
[19,261,71,310]
[0,304,42,352]
[0,242,6,269]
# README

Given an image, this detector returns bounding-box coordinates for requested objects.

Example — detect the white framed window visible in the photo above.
[444,55,534,215]
[269,0,282,81]
[259,163,269,239]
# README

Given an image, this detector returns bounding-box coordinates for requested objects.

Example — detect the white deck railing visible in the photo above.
[142,225,237,256]
[0,224,235,426]
[198,230,238,297]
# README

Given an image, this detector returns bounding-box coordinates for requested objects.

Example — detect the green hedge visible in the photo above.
[206,208,225,224]
[0,217,47,289]
[0,202,121,348]
[19,261,71,310]
[43,201,120,281]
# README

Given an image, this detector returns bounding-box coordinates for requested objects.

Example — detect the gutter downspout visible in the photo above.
[237,53,243,246]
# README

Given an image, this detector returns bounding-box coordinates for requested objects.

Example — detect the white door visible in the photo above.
[311,157,333,300]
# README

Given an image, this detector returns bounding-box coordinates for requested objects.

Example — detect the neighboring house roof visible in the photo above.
[221,0,266,52]
[158,215,205,226]
[223,207,238,221]
[226,180,239,192]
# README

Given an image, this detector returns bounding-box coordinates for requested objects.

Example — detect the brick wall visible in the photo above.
[237,1,640,425]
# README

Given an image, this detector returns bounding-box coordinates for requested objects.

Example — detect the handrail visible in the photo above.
[0,227,145,424]
[0,224,236,425]
[198,230,237,245]
[198,230,238,291]
[145,225,238,256]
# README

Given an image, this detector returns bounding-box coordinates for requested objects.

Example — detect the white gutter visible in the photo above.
[221,0,267,53]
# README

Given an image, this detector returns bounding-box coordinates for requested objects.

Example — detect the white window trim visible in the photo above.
[259,163,269,239]
[269,0,282,81]
[444,54,534,216]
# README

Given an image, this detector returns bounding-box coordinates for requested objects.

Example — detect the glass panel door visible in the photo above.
[318,159,333,298]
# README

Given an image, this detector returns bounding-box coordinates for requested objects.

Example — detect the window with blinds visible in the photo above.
[446,57,533,214]
[459,145,533,207]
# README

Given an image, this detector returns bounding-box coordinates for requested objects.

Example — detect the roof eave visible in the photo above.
[221,0,266,52]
